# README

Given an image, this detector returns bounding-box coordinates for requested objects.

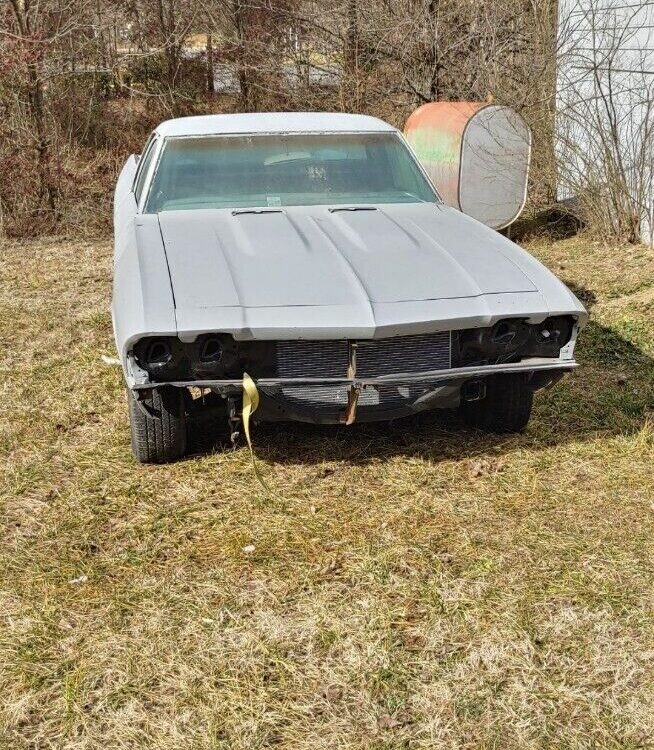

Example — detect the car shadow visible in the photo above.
[507,205,585,244]
[187,285,653,466]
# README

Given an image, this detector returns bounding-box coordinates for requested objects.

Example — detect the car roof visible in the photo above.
[154,112,397,138]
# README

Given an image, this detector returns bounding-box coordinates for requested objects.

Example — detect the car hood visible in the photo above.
[157,203,537,311]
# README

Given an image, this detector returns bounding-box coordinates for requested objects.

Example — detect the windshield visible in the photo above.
[144,132,438,212]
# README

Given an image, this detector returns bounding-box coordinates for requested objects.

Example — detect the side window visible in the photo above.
[133,136,158,205]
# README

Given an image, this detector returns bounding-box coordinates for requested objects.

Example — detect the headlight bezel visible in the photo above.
[454,315,576,367]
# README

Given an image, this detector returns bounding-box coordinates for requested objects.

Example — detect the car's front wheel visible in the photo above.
[127,386,187,463]
[460,373,533,433]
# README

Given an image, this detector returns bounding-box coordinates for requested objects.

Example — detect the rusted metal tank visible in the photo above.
[404,102,531,230]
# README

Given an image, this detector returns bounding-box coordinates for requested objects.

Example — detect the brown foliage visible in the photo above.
[0,0,559,237]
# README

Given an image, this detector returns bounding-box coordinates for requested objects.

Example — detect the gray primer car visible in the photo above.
[112,112,587,463]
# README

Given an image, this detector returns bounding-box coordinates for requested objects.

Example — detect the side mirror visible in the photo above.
[134,154,141,165]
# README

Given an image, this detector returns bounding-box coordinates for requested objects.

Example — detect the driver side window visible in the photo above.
[133,136,158,205]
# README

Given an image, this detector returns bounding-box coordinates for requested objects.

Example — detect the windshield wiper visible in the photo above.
[231,208,284,215]
[328,206,378,213]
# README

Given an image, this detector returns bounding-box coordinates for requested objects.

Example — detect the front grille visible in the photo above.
[266,382,444,418]
[279,385,349,413]
[274,331,451,379]
[275,340,348,378]
[356,331,451,377]
[268,332,452,420]
[280,383,437,409]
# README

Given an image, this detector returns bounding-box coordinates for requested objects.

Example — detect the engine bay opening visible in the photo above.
[131,316,576,383]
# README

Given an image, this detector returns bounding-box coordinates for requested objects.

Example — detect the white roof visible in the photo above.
[155,112,396,138]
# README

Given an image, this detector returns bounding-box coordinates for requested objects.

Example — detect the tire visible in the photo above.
[127,386,187,463]
[461,374,533,433]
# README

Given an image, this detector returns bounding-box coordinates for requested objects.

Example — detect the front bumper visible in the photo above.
[129,356,577,390]
[128,356,576,424]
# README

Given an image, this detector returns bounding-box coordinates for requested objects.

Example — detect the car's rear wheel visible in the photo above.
[128,386,187,463]
[461,373,533,433]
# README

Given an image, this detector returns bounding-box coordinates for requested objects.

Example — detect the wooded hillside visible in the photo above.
[1,0,558,236]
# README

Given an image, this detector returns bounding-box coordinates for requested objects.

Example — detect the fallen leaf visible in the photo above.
[469,458,506,478]
[100,354,121,366]
[319,684,342,701]
[321,557,341,575]
[400,630,426,651]
[469,459,491,478]
[494,458,507,473]
[377,714,402,730]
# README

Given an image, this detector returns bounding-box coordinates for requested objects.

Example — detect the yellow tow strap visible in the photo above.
[242,372,275,496]
[242,372,260,448]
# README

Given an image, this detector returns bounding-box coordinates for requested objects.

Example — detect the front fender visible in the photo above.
[112,214,177,382]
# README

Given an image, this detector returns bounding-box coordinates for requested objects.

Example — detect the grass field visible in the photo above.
[1,234,653,749]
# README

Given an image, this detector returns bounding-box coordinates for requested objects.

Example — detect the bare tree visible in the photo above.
[557,0,654,242]
[0,0,602,238]
[6,0,60,215]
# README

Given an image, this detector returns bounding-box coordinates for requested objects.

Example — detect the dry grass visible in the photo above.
[1,233,654,749]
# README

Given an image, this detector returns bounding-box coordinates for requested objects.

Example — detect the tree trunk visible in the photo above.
[8,0,58,217]
[206,33,215,96]
[157,0,179,90]
[427,0,441,101]
[233,0,253,111]
[345,0,359,74]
